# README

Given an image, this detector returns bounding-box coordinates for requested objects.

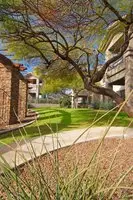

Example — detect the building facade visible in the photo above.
[25,73,42,102]
[100,22,133,108]
[0,54,28,128]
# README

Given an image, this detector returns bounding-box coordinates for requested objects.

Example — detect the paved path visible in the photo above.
[0,126,133,172]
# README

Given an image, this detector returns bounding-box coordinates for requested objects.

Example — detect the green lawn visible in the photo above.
[0,107,133,145]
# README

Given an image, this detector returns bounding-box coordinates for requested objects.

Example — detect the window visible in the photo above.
[32,79,36,84]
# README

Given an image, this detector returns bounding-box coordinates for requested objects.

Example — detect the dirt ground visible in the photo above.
[0,138,133,199]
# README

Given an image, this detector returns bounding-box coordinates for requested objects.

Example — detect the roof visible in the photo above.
[13,63,27,71]
[25,73,41,83]
[25,72,41,80]
[0,54,27,71]
[25,73,33,78]
[99,20,127,53]
[78,90,89,97]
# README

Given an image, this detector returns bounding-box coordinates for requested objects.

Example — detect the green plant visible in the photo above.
[92,101,101,109]
[39,98,59,104]
[100,101,115,110]
[60,96,71,108]
[92,101,115,110]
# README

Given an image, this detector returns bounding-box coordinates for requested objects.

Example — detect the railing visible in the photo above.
[108,57,123,71]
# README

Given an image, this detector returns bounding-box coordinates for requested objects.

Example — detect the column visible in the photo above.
[36,78,39,103]
[124,24,133,107]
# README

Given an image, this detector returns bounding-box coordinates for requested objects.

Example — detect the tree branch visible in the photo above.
[101,0,131,25]
[92,26,130,83]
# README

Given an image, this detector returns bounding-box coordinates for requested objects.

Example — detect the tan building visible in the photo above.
[100,22,133,108]
[71,89,104,108]
[0,54,28,128]
[25,73,42,102]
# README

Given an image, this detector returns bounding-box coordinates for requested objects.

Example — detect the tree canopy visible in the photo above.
[33,59,83,94]
[0,0,133,115]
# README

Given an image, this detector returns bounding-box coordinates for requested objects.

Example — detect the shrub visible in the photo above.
[100,101,115,110]
[39,98,59,104]
[92,101,101,109]
[60,96,71,108]
[92,101,115,110]
[28,98,60,104]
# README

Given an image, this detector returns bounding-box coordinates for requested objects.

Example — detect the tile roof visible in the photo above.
[0,54,27,71]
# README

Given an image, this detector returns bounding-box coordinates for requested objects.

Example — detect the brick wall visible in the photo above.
[18,76,28,121]
[9,67,20,124]
[0,63,12,127]
[0,56,28,128]
[10,68,28,124]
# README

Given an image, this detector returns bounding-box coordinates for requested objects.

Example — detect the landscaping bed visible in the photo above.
[0,138,133,199]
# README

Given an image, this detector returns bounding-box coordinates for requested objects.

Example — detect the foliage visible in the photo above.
[28,98,59,104]
[39,98,59,104]
[0,0,133,115]
[100,101,115,110]
[60,96,71,108]
[92,101,101,110]
[92,101,115,110]
[33,59,83,95]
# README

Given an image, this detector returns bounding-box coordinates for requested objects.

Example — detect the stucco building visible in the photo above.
[100,22,133,108]
[25,73,43,102]
[0,54,28,128]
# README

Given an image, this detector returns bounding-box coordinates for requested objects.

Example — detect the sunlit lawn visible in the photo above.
[0,107,133,145]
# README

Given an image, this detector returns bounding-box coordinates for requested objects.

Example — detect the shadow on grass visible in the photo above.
[39,113,62,120]
[0,109,72,145]
[0,107,132,146]
[25,109,72,136]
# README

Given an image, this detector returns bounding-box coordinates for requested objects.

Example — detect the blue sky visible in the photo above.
[0,46,40,74]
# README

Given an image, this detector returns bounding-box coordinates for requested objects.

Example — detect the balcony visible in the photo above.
[28,84,37,93]
[108,57,123,70]
[106,57,125,84]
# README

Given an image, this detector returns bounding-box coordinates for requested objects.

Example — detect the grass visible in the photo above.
[0,107,133,146]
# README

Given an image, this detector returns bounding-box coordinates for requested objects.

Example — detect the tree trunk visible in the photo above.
[113,94,133,118]
[122,104,133,117]
[84,83,133,117]
[73,97,78,109]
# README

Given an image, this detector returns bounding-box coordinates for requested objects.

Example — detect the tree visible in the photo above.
[33,60,84,108]
[0,0,133,116]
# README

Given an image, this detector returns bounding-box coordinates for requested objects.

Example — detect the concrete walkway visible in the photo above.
[0,126,133,172]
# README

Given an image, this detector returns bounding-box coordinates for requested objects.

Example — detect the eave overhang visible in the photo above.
[99,20,126,53]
